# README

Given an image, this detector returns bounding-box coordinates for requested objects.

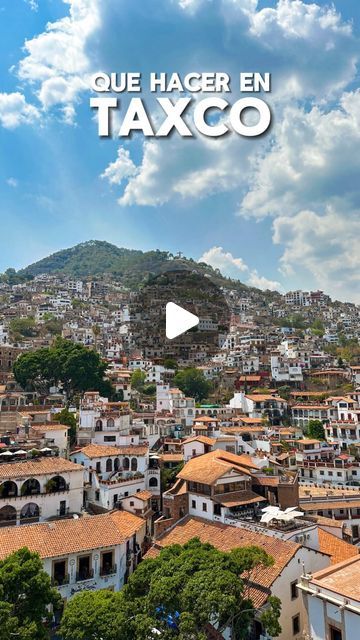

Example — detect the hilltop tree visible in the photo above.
[60,538,281,640]
[13,338,114,399]
[174,368,212,402]
[0,547,61,639]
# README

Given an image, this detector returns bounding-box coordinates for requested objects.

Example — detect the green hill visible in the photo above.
[13,240,278,298]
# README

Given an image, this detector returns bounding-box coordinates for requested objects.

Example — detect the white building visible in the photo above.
[156,385,195,428]
[0,457,84,526]
[0,510,146,601]
[78,392,131,446]
[70,443,161,511]
[299,555,360,640]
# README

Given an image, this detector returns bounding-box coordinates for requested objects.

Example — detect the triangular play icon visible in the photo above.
[166,302,199,340]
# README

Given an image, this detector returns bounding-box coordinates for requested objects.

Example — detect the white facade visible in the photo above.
[0,458,84,526]
[299,556,360,640]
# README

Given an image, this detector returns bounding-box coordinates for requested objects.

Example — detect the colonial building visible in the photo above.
[299,555,360,640]
[70,443,160,512]
[0,457,84,527]
[0,510,146,601]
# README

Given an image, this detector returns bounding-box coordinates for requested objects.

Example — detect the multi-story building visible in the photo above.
[0,510,146,600]
[299,555,360,640]
[70,443,161,512]
[78,391,130,446]
[0,457,84,526]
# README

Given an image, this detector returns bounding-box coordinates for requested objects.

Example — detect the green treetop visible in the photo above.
[60,538,281,640]
[0,547,61,640]
[174,368,212,402]
[13,337,114,399]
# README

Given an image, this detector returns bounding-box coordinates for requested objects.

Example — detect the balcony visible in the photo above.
[51,574,70,587]
[76,568,94,582]
[100,564,117,577]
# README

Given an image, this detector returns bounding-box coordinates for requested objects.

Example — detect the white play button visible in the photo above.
[166,302,199,340]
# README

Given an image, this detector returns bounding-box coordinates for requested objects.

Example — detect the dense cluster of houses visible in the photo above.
[0,274,360,639]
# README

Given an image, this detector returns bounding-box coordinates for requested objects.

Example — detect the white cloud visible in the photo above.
[112,132,260,206]
[247,269,281,292]
[0,92,39,129]
[24,0,38,10]
[199,246,248,275]
[100,147,138,186]
[100,0,357,207]
[198,246,281,292]
[6,178,18,188]
[240,90,360,219]
[273,208,360,302]
[234,88,360,301]
[17,0,100,118]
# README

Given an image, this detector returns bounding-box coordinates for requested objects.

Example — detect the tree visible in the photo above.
[9,317,38,339]
[60,538,281,640]
[53,407,77,445]
[60,590,125,640]
[0,547,60,639]
[131,369,146,391]
[174,368,212,402]
[13,338,114,398]
[43,317,63,336]
[163,358,178,371]
[307,420,326,441]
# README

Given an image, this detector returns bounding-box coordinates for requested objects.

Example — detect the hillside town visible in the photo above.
[0,264,360,640]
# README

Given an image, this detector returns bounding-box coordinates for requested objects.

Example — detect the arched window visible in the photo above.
[107,418,115,429]
[131,458,138,472]
[0,481,18,498]
[20,503,40,523]
[123,457,130,470]
[0,505,16,526]
[106,458,113,472]
[46,475,66,493]
[149,476,158,487]
[21,478,40,497]
[114,458,120,471]
[95,420,103,432]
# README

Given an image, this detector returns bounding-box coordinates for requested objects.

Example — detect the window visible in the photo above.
[291,581,298,599]
[96,461,101,473]
[292,615,300,635]
[95,490,100,501]
[330,628,342,640]
[191,500,196,509]
[329,471,333,476]
[202,503,207,512]
[320,470,324,475]
[130,501,134,507]
[104,436,116,442]
[337,472,342,477]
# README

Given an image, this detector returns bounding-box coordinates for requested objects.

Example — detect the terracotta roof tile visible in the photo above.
[0,511,145,559]
[153,516,300,608]
[318,529,358,565]
[0,457,83,479]
[177,450,259,485]
[75,444,148,458]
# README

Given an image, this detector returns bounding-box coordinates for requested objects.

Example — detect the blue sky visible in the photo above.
[0,0,360,302]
